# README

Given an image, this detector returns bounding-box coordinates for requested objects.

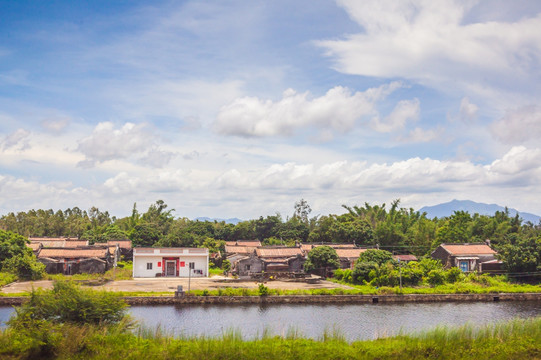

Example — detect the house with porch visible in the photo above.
[132,247,209,278]
[431,243,499,272]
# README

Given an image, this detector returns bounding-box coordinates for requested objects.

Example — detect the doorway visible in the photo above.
[166,261,176,276]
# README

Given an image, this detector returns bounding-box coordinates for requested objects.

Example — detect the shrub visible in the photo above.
[258,283,269,296]
[2,253,45,281]
[426,269,445,286]
[352,261,378,284]
[445,267,463,283]
[9,280,128,327]
[333,268,352,283]
[304,246,340,272]
[357,249,394,266]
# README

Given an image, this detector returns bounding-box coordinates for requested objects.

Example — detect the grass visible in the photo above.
[0,272,17,287]
[0,316,539,359]
[209,267,224,276]
[46,261,133,282]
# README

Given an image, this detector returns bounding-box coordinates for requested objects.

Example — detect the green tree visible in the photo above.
[2,253,45,280]
[0,229,29,265]
[357,249,394,266]
[304,246,340,273]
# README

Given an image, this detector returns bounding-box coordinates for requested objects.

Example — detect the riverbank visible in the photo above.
[2,292,541,306]
[1,317,540,359]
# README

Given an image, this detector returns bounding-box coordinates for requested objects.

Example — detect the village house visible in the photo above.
[106,240,133,260]
[392,254,418,263]
[431,242,501,272]
[334,248,368,269]
[225,240,262,247]
[132,247,209,278]
[37,246,114,275]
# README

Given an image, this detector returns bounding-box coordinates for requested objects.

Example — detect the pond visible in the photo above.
[2,301,540,341]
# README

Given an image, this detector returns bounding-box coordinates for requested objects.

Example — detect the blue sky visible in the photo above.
[1,0,541,219]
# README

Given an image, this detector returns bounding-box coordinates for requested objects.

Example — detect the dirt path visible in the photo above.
[1,276,354,294]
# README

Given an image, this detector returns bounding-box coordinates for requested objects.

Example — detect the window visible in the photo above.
[245,265,251,271]
[189,262,195,269]
[459,261,468,272]
[147,262,153,270]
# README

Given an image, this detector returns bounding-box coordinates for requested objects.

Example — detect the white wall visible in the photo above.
[133,255,162,278]
[133,253,209,278]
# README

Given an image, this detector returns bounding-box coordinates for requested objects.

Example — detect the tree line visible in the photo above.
[1,199,540,273]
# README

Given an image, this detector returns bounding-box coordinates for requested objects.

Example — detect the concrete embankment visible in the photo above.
[2,293,541,306]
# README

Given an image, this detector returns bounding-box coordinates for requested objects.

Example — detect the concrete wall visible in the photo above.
[133,255,208,278]
[133,255,163,278]
[2,292,541,306]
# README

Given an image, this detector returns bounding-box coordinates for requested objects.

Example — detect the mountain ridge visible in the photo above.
[419,199,540,224]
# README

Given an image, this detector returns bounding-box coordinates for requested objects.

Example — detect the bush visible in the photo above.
[2,253,45,280]
[357,249,394,266]
[333,268,352,283]
[304,246,340,272]
[426,269,445,286]
[352,261,378,284]
[445,267,463,283]
[258,283,269,296]
[9,280,128,327]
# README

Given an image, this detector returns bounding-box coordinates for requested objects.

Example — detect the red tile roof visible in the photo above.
[30,240,66,248]
[393,254,418,262]
[64,240,89,247]
[256,247,303,258]
[441,244,496,255]
[27,243,42,251]
[38,248,109,259]
[335,248,367,259]
[107,240,132,249]
[225,245,256,254]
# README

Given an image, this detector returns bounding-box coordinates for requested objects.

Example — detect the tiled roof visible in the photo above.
[256,247,303,258]
[38,248,109,259]
[27,243,42,251]
[107,240,132,249]
[393,254,418,262]
[29,237,67,242]
[64,240,89,247]
[441,244,496,255]
[225,245,256,254]
[335,248,367,259]
[31,240,66,248]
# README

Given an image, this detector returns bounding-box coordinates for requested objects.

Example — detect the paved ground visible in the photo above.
[0,276,354,294]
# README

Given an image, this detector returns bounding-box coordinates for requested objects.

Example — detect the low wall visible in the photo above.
[3,293,540,306]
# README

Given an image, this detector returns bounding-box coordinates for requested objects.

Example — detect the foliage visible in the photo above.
[222,259,231,273]
[445,266,464,283]
[0,229,30,265]
[426,269,446,286]
[303,246,340,272]
[357,249,394,266]
[0,272,17,287]
[351,261,378,284]
[1,315,540,359]
[258,283,269,296]
[1,253,45,280]
[9,280,128,327]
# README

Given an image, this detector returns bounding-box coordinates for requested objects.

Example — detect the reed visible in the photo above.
[1,317,539,359]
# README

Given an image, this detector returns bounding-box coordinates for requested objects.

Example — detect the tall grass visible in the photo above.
[1,317,539,359]
[0,272,17,287]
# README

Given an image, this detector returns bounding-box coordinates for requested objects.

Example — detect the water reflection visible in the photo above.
[2,301,540,340]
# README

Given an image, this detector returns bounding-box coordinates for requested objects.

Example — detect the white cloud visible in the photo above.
[396,127,443,143]
[77,122,155,167]
[41,117,70,133]
[214,82,404,137]
[370,98,420,133]
[490,105,541,144]
[318,0,541,103]
[1,129,31,151]
[459,97,478,122]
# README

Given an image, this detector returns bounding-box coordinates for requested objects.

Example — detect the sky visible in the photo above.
[1,0,541,220]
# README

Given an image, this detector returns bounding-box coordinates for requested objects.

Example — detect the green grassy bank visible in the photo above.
[1,317,540,359]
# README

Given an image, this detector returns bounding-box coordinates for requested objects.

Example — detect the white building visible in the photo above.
[133,247,209,278]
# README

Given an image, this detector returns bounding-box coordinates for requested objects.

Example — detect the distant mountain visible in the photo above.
[193,217,243,225]
[419,199,540,224]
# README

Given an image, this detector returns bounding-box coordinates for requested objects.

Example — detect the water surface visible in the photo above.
[2,301,540,341]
